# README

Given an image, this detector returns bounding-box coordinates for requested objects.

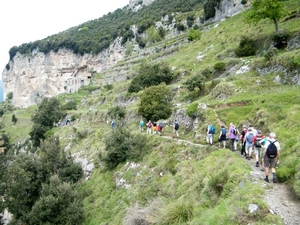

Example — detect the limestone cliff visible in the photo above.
[2,39,125,108]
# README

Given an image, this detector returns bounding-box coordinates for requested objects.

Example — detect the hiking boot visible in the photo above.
[264,177,269,183]
[273,176,278,183]
[256,161,259,167]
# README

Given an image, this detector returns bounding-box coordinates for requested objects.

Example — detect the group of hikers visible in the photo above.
[139,119,180,139]
[206,122,281,183]
[138,118,280,183]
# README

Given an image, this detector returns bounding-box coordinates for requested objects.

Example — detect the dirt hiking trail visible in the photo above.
[161,134,300,225]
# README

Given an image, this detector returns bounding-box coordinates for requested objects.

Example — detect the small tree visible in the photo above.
[183,74,205,92]
[6,92,13,101]
[27,175,84,225]
[107,106,126,119]
[188,29,202,42]
[245,0,287,33]
[12,114,17,124]
[138,84,172,121]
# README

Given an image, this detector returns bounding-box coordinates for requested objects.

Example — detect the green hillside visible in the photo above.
[1,0,300,224]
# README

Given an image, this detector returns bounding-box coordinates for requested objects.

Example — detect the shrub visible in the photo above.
[213,62,226,72]
[128,63,175,93]
[176,23,186,31]
[6,92,13,101]
[102,128,148,170]
[290,55,300,69]
[104,83,113,91]
[11,114,17,125]
[107,106,126,119]
[264,47,278,60]
[272,30,291,49]
[61,100,77,110]
[138,84,172,121]
[234,36,256,57]
[183,74,205,92]
[204,0,221,20]
[188,29,202,42]
[186,102,199,118]
[201,68,213,78]
[147,198,194,224]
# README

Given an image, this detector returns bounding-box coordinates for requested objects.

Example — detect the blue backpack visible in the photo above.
[246,132,254,143]
[209,125,216,134]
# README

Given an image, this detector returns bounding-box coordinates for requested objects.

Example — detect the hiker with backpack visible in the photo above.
[252,130,264,167]
[139,119,145,132]
[259,133,270,171]
[157,120,164,136]
[263,132,280,183]
[243,127,255,159]
[206,122,216,145]
[240,125,247,156]
[173,120,179,139]
[218,125,227,148]
[146,120,153,134]
[228,123,238,151]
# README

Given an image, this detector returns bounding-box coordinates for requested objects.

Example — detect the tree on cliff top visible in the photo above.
[245,0,287,33]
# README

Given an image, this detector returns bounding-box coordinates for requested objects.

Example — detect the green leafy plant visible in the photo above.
[128,62,175,93]
[138,84,172,121]
[234,36,256,57]
[188,28,202,42]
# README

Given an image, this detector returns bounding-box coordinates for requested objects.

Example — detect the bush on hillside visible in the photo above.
[204,0,221,20]
[6,92,13,101]
[61,100,77,110]
[210,82,236,100]
[27,175,84,225]
[146,198,194,224]
[107,106,126,119]
[272,30,291,49]
[234,36,256,57]
[183,74,205,92]
[213,62,226,72]
[128,63,175,93]
[102,128,148,170]
[186,102,199,118]
[188,29,202,42]
[201,68,213,78]
[138,84,172,121]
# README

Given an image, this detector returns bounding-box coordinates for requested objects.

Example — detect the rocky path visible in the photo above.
[161,133,300,224]
[242,153,300,225]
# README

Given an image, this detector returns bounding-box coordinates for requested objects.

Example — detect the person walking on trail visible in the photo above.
[157,120,164,136]
[228,123,237,151]
[244,128,254,159]
[111,119,116,128]
[218,125,227,148]
[146,120,153,134]
[240,125,247,156]
[260,133,270,171]
[206,122,216,145]
[139,119,144,132]
[152,121,157,134]
[252,130,264,167]
[173,120,179,139]
[263,132,280,183]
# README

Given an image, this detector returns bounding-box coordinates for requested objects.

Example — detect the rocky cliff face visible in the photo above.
[2,39,125,108]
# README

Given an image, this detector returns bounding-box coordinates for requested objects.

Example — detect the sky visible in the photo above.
[0,0,129,78]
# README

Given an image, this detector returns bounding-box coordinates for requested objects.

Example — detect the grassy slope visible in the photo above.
[1,0,300,224]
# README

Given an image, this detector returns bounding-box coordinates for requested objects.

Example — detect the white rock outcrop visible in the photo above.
[2,39,125,108]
